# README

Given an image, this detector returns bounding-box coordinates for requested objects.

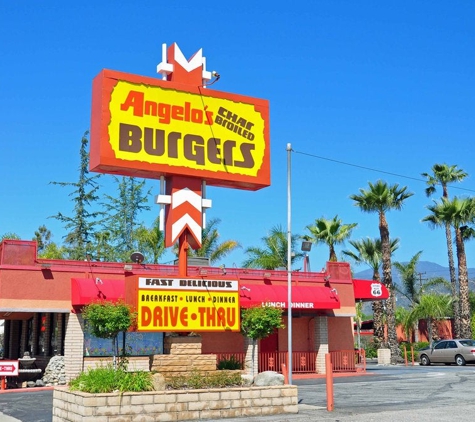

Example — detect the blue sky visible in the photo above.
[1,1,474,277]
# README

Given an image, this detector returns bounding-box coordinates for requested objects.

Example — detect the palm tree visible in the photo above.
[342,237,399,348]
[135,218,166,264]
[393,251,450,342]
[410,293,453,346]
[422,163,467,337]
[350,180,414,363]
[422,164,467,198]
[423,197,475,338]
[305,215,357,262]
[393,251,424,307]
[395,307,414,342]
[242,225,304,270]
[189,218,240,265]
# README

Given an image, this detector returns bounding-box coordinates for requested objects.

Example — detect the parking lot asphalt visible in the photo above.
[2,363,475,421]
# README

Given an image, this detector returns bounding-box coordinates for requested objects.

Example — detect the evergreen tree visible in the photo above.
[33,225,52,253]
[101,177,151,261]
[0,232,20,241]
[50,131,102,260]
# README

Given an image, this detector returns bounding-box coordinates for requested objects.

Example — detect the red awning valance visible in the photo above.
[352,279,389,302]
[239,285,340,310]
[71,278,125,307]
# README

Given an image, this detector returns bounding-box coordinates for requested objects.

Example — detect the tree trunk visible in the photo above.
[379,212,399,364]
[329,245,337,262]
[372,301,385,348]
[427,317,433,346]
[251,339,256,377]
[455,229,471,339]
[445,222,460,337]
[413,321,419,343]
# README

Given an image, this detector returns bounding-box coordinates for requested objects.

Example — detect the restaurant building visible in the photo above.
[0,239,388,380]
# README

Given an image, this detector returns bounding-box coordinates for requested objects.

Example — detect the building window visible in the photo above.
[36,313,50,356]
[50,314,66,356]
[27,318,34,354]
[83,331,164,357]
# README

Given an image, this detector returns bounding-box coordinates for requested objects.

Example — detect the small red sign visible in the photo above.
[0,360,19,376]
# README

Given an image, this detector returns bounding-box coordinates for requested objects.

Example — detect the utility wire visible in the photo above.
[293,149,475,194]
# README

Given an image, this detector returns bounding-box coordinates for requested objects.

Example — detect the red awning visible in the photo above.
[71,278,125,307]
[352,279,389,302]
[239,285,340,310]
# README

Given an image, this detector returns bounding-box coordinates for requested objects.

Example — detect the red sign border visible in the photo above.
[90,69,271,191]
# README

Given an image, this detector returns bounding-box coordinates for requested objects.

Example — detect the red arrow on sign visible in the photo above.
[165,177,203,248]
[0,365,16,372]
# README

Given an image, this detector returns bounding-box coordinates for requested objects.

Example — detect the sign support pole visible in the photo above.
[178,232,189,277]
[287,143,293,385]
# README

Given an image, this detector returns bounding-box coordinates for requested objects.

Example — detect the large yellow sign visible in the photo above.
[138,290,240,331]
[90,70,270,190]
[133,277,241,332]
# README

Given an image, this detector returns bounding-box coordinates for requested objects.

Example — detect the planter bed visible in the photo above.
[53,385,298,421]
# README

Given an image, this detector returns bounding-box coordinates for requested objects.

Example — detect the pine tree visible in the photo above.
[50,131,102,260]
[101,177,151,261]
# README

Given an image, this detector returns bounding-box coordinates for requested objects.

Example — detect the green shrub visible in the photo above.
[217,355,243,370]
[362,339,378,359]
[166,370,243,390]
[414,341,430,351]
[70,367,244,393]
[69,365,153,393]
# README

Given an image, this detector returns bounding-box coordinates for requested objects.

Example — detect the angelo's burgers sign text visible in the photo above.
[90,70,270,190]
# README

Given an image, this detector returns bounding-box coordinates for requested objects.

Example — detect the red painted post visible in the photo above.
[411,345,415,366]
[325,353,334,411]
[404,345,408,366]
[178,233,189,277]
[281,363,289,384]
[1,376,5,390]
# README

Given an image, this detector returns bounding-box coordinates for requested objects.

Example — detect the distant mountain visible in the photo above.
[354,261,475,285]
[354,261,475,310]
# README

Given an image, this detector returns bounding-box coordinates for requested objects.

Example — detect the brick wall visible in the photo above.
[244,336,258,376]
[63,313,84,381]
[151,336,216,376]
[52,385,299,421]
[84,357,150,372]
[314,316,329,374]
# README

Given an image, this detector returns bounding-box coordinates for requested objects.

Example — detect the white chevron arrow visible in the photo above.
[171,214,202,244]
[172,188,202,211]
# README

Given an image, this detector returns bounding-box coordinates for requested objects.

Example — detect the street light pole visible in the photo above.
[287,143,293,385]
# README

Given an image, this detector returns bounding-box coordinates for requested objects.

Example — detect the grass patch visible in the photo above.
[70,366,243,393]
[217,355,243,370]
[166,370,243,390]
[69,364,153,393]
